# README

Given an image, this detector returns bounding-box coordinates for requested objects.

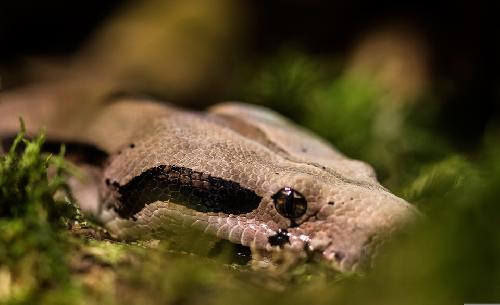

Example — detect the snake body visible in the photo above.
[0,85,417,272]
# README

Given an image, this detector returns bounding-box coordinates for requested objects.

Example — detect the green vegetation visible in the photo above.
[1,52,499,304]
[0,121,80,304]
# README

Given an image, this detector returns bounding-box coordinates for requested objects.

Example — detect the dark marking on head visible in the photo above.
[113,165,262,219]
[328,201,335,205]
[268,229,290,247]
[129,143,135,149]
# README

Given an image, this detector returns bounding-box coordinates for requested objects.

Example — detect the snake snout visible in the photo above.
[291,188,419,272]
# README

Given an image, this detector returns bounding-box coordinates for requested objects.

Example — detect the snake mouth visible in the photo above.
[287,211,401,272]
[290,210,420,272]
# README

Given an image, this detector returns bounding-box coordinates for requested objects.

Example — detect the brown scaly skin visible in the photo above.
[0,86,418,272]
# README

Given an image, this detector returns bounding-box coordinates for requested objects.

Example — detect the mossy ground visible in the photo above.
[1,52,499,305]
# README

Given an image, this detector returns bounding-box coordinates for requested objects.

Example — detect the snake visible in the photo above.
[0,83,418,272]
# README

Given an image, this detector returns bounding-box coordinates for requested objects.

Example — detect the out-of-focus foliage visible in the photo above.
[1,51,499,305]
[239,50,451,189]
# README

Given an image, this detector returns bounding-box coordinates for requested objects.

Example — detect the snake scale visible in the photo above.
[0,83,418,272]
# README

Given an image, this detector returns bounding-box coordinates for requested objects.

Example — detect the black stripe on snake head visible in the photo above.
[111,165,262,219]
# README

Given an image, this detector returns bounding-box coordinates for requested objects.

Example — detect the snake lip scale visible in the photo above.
[0,89,419,272]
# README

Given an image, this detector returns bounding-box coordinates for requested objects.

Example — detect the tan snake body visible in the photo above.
[0,85,417,272]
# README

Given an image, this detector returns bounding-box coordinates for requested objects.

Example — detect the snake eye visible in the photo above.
[272,187,307,218]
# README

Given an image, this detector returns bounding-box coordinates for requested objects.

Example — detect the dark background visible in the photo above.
[1,0,498,149]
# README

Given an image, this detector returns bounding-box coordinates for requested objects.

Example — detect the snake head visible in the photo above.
[263,177,419,272]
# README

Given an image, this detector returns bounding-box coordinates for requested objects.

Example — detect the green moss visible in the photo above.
[0,120,81,304]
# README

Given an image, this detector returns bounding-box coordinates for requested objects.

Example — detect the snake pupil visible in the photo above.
[272,187,307,219]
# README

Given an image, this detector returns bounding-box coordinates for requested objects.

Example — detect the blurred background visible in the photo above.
[0,1,499,305]
[1,0,497,150]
